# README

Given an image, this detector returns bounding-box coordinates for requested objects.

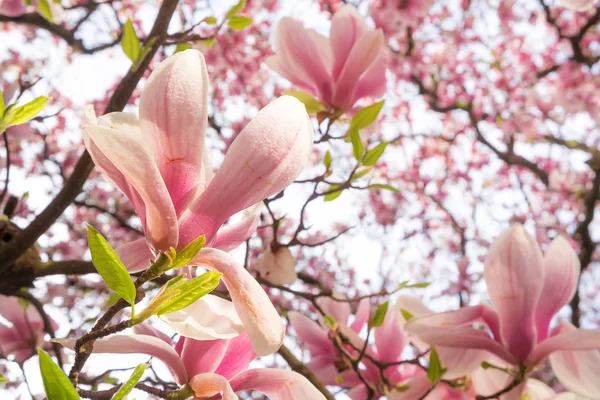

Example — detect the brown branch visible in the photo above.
[277,345,335,400]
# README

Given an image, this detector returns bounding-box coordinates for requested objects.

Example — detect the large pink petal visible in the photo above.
[178,96,313,247]
[388,374,433,400]
[352,53,387,105]
[331,29,385,110]
[211,203,263,252]
[192,249,284,356]
[550,346,600,399]
[527,323,600,366]
[82,113,178,251]
[139,50,209,215]
[116,238,154,273]
[471,364,524,400]
[350,298,370,333]
[230,368,326,400]
[374,306,407,363]
[189,373,237,400]
[535,236,580,341]
[484,225,544,362]
[316,296,351,325]
[131,322,172,344]
[179,336,229,377]
[560,0,598,11]
[288,311,333,357]
[214,333,257,380]
[437,347,488,380]
[268,19,332,102]
[54,335,187,384]
[0,0,27,17]
[329,5,369,81]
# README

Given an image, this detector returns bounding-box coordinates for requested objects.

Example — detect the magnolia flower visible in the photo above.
[405,225,600,398]
[0,296,49,362]
[267,5,386,111]
[560,0,598,11]
[369,0,434,35]
[82,50,314,356]
[0,0,63,21]
[255,245,297,285]
[58,324,325,400]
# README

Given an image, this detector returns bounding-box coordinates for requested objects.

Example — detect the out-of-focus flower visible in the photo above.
[82,50,314,356]
[255,245,297,285]
[560,0,598,11]
[0,0,63,22]
[267,5,386,111]
[369,0,434,35]
[0,296,49,362]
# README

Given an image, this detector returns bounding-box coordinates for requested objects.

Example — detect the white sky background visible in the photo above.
[1,0,599,398]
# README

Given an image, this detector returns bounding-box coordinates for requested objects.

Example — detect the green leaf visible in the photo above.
[0,373,8,385]
[171,235,206,270]
[112,363,148,400]
[87,225,136,308]
[283,91,325,114]
[122,18,141,62]
[37,0,53,22]
[409,282,430,288]
[400,308,414,321]
[174,43,193,54]
[349,100,385,131]
[368,184,400,193]
[6,96,51,126]
[227,16,253,31]
[350,128,363,161]
[225,0,247,18]
[0,90,5,115]
[201,37,217,48]
[156,271,221,315]
[371,301,389,328]
[38,349,80,400]
[351,167,372,181]
[323,314,336,328]
[427,346,443,383]
[324,184,342,202]
[363,142,388,166]
[323,151,332,169]
[203,16,218,24]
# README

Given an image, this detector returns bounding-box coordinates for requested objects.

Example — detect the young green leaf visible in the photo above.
[368,183,400,193]
[323,150,332,169]
[37,0,53,22]
[112,363,148,400]
[174,43,193,54]
[227,16,253,31]
[203,16,218,24]
[350,128,363,161]
[171,235,206,270]
[324,184,342,202]
[122,18,141,62]
[0,90,5,115]
[87,225,136,307]
[38,349,80,400]
[225,0,247,18]
[351,167,372,181]
[283,91,325,114]
[323,314,336,329]
[427,346,443,383]
[6,96,51,126]
[156,271,222,315]
[400,308,414,321]
[349,100,385,131]
[371,301,389,328]
[363,142,388,166]
[0,373,8,385]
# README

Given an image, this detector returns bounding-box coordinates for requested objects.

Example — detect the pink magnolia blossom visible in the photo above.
[82,49,314,356]
[267,5,386,111]
[369,0,434,35]
[560,0,598,11]
[0,0,63,21]
[0,296,49,362]
[255,245,297,285]
[57,325,325,400]
[405,225,600,398]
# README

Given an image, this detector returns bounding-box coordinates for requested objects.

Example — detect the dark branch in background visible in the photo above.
[74,200,143,234]
[0,0,180,274]
[0,130,11,206]
[277,345,335,400]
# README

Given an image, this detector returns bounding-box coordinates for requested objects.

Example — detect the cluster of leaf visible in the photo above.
[0,91,50,134]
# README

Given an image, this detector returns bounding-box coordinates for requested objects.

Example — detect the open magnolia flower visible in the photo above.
[57,324,325,400]
[560,0,599,11]
[82,49,314,356]
[405,225,600,398]
[267,5,386,111]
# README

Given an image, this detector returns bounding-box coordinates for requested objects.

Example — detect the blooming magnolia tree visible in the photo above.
[1,0,600,399]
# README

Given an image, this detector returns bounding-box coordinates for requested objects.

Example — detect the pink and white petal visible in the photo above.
[230,368,326,400]
[484,225,544,362]
[255,246,297,285]
[560,0,598,11]
[523,379,557,399]
[527,323,600,367]
[288,312,333,357]
[211,203,263,252]
[116,238,154,273]
[131,322,172,344]
[304,356,341,386]
[192,249,284,356]
[374,306,408,363]
[179,336,230,377]
[214,333,257,380]
[331,30,385,110]
[350,298,370,333]
[437,348,488,380]
[82,122,178,251]
[388,374,433,400]
[471,365,524,400]
[329,5,369,81]
[550,349,600,399]
[352,53,387,105]
[189,373,238,400]
[307,29,333,75]
[179,96,313,247]
[0,0,28,17]
[139,50,209,215]
[54,335,188,384]
[317,296,351,325]
[346,384,368,400]
[536,236,580,341]
[160,294,244,341]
